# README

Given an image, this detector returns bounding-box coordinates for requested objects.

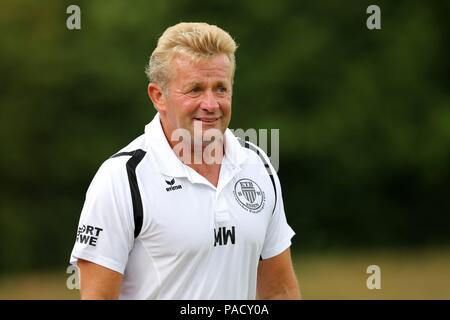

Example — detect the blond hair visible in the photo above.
[145,22,238,90]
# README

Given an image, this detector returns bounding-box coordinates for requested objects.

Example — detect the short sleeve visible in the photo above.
[69,158,135,274]
[260,162,295,260]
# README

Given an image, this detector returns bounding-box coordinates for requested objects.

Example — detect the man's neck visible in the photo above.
[182,143,225,187]
[160,120,225,186]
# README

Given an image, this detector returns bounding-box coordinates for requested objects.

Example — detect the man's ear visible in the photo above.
[148,83,166,114]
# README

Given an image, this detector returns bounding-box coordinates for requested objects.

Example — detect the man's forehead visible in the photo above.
[183,79,230,87]
[171,54,231,73]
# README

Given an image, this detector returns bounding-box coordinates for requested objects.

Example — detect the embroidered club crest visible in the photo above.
[233,178,265,213]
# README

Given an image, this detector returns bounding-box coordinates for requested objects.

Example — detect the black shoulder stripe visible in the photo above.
[110,151,138,158]
[110,149,146,238]
[238,139,277,215]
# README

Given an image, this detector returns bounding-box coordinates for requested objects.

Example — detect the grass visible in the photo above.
[295,246,450,299]
[0,271,79,300]
[0,247,449,299]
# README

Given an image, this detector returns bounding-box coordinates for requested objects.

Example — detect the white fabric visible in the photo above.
[70,113,295,299]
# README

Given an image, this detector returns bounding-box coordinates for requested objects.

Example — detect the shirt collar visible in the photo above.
[144,113,248,177]
[223,127,248,168]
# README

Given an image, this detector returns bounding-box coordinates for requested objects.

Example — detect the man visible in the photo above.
[70,22,300,300]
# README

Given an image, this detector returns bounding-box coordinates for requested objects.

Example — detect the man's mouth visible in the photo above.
[194,117,220,123]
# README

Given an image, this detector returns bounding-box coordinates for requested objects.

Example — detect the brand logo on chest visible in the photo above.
[165,178,183,192]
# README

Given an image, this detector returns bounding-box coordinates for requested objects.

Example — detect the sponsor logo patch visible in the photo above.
[76,224,103,246]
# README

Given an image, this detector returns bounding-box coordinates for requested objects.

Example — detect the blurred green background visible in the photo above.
[0,0,449,299]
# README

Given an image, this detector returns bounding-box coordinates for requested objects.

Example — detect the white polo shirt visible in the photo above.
[70,113,295,300]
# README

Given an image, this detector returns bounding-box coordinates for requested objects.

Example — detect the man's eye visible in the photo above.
[190,87,201,93]
[217,86,227,93]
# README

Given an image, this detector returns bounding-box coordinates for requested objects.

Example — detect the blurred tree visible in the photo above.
[0,0,448,272]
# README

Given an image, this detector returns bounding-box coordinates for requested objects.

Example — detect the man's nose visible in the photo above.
[200,91,220,112]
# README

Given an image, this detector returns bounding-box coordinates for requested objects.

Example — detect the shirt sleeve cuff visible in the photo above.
[70,250,126,275]
[260,230,295,260]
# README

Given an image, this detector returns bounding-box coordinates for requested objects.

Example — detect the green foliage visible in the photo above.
[0,0,449,271]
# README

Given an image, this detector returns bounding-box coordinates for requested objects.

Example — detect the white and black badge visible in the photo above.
[233,178,265,213]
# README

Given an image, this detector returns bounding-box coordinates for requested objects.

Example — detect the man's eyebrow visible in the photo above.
[215,80,230,87]
[183,81,202,89]
[182,80,230,90]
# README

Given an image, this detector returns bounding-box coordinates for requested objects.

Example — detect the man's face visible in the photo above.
[159,53,233,146]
